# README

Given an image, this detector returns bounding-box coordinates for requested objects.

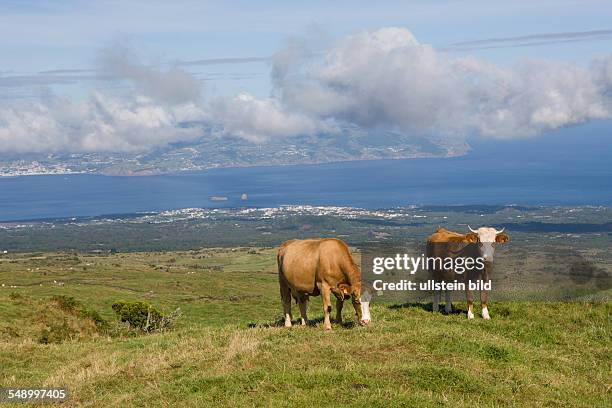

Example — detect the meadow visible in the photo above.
[0,248,610,407]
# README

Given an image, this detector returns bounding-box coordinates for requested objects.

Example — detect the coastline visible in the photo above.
[0,151,464,178]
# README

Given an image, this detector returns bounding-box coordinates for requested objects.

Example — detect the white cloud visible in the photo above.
[210,92,329,143]
[2,28,612,155]
[0,42,205,154]
[98,41,202,105]
[464,58,610,137]
[271,27,612,139]
[0,93,202,154]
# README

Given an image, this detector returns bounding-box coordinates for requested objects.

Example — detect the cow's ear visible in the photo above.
[338,284,351,296]
[465,233,478,243]
[496,233,509,243]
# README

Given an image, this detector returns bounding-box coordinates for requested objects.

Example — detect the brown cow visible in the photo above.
[277,238,371,330]
[427,226,509,319]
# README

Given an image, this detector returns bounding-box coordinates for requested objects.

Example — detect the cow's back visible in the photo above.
[426,228,466,282]
[278,239,322,294]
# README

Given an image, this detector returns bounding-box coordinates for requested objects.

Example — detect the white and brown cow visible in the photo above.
[427,226,509,319]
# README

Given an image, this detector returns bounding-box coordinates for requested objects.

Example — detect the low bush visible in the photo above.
[111,300,180,332]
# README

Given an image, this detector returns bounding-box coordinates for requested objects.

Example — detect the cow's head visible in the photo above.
[467,226,509,262]
[339,283,372,325]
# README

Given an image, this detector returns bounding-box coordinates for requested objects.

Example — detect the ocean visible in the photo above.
[1,123,611,222]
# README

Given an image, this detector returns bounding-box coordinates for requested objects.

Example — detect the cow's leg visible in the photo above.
[279,279,292,327]
[432,288,441,312]
[321,283,333,331]
[335,298,344,324]
[297,296,308,325]
[351,288,363,324]
[480,279,491,320]
[329,287,345,324]
[466,286,475,319]
[481,294,490,320]
[444,289,452,313]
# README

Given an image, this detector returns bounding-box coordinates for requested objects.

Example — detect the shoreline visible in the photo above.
[0,204,609,226]
[0,152,464,178]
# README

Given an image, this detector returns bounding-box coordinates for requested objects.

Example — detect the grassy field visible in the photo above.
[0,248,610,407]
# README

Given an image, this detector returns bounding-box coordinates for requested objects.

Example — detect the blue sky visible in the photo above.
[2,0,612,98]
[1,0,612,154]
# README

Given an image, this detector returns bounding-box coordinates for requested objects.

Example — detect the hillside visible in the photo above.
[0,248,609,407]
[0,127,467,177]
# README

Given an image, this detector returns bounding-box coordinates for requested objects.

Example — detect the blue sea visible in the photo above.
[1,123,611,222]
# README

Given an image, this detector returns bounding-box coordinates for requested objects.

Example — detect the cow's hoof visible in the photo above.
[482,314,491,320]
[324,326,332,331]
[359,319,370,326]
[467,313,475,320]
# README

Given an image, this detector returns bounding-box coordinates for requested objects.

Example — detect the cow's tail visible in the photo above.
[276,249,282,273]
[277,246,286,278]
[277,245,296,305]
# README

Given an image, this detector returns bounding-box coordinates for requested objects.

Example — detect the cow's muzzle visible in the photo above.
[360,300,371,325]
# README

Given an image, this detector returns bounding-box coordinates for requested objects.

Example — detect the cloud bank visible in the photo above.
[0,93,202,154]
[210,93,329,143]
[0,43,204,154]
[1,28,612,154]
[268,27,612,140]
[97,42,202,105]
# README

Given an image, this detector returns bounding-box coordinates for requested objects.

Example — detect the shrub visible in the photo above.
[112,300,159,330]
[111,300,179,332]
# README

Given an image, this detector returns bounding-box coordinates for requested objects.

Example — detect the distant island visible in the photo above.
[0,127,467,177]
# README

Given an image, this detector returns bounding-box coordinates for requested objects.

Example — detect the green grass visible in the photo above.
[0,249,610,407]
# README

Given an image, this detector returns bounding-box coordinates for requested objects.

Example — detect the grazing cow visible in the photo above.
[426,226,509,319]
[277,238,371,330]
